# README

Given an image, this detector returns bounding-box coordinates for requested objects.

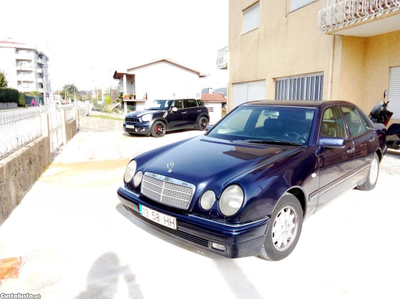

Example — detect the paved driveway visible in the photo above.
[0,129,399,299]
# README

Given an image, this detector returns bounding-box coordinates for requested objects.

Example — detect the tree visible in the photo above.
[60,84,79,101]
[106,95,112,105]
[29,91,40,97]
[0,71,8,87]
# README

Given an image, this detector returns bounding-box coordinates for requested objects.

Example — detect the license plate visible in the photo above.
[139,204,177,230]
[126,125,135,129]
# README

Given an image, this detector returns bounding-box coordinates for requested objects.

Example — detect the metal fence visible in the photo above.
[62,104,75,122]
[0,107,41,158]
[47,103,63,153]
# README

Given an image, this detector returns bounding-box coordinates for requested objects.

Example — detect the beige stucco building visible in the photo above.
[225,0,400,123]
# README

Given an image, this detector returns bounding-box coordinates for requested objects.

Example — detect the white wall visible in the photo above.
[127,61,202,104]
[205,103,223,125]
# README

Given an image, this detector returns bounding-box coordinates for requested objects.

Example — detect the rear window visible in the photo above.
[197,100,205,106]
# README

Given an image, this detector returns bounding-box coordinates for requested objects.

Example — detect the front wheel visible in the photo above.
[259,193,303,261]
[151,121,166,137]
[356,152,380,191]
[197,116,209,131]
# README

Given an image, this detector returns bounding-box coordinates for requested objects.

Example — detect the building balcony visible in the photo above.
[17,64,33,71]
[318,0,400,37]
[15,53,33,60]
[37,58,44,64]
[216,46,228,69]
[17,76,34,82]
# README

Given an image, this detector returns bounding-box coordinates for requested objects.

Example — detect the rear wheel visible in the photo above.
[356,152,380,191]
[259,193,303,261]
[197,116,209,130]
[151,121,166,137]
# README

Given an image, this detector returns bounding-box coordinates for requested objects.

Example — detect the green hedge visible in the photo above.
[18,92,26,107]
[0,87,19,104]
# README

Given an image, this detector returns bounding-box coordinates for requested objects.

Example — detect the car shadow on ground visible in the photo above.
[122,129,204,138]
[115,203,264,299]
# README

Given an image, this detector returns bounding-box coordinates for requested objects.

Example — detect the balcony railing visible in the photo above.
[318,0,400,33]
[15,53,33,60]
[216,46,228,69]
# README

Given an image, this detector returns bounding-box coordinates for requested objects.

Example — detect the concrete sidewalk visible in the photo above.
[0,130,399,299]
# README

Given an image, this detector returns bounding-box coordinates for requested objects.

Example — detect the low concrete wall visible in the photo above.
[0,102,18,110]
[79,116,124,132]
[66,119,77,143]
[0,135,51,225]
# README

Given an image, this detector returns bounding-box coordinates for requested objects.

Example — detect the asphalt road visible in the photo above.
[0,129,399,299]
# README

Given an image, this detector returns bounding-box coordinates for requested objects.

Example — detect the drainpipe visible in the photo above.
[327,35,336,101]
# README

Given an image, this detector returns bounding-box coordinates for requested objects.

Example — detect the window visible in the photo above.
[275,73,324,101]
[172,100,183,109]
[290,0,315,12]
[207,107,214,113]
[184,99,198,108]
[243,2,259,34]
[341,106,364,137]
[321,107,346,138]
[388,66,400,118]
[197,100,205,106]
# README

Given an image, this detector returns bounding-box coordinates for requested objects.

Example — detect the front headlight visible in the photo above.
[200,190,216,211]
[219,185,244,216]
[141,114,152,122]
[133,171,143,187]
[124,160,137,183]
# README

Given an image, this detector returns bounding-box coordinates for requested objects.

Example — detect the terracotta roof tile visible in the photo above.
[201,93,227,103]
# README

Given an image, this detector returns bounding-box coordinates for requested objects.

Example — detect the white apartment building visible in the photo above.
[0,40,51,102]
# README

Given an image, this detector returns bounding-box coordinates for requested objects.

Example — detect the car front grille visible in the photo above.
[141,172,196,210]
[125,117,140,123]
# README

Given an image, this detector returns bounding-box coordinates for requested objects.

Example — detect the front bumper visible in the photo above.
[117,186,269,258]
[123,122,151,135]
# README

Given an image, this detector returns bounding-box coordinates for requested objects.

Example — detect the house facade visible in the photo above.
[0,40,51,103]
[225,0,400,123]
[113,58,207,113]
[201,93,227,125]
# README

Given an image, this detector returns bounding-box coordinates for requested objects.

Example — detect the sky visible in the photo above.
[1,0,228,91]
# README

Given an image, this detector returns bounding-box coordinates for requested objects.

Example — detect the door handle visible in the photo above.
[369,136,375,143]
[347,147,355,154]
[182,112,187,114]
[197,110,201,112]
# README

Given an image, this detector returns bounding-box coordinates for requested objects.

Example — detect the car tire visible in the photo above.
[356,152,380,191]
[197,116,209,131]
[258,193,303,261]
[151,121,166,137]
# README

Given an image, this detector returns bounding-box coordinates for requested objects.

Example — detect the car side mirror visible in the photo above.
[320,137,345,149]
[171,107,178,112]
[206,125,213,132]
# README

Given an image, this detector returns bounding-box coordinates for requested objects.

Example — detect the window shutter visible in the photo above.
[389,66,400,118]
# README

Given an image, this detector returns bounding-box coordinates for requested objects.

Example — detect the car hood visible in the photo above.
[142,136,302,190]
[127,110,165,118]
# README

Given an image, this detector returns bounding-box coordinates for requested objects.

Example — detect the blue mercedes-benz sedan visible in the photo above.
[117,100,387,261]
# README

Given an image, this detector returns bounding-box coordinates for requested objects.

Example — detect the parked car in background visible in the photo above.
[124,99,209,137]
[118,100,387,261]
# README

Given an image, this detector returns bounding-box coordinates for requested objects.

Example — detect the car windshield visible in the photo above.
[147,100,172,110]
[207,105,316,145]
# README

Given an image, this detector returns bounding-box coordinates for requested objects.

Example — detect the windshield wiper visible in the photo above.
[246,139,303,146]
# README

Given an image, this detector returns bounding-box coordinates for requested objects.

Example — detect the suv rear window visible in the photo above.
[197,100,205,106]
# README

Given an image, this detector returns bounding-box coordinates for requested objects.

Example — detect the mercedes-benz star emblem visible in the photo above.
[167,162,174,173]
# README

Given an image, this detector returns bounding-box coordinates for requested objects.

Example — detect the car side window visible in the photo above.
[172,100,183,109]
[341,106,364,138]
[184,99,198,108]
[321,107,346,138]
[358,111,372,132]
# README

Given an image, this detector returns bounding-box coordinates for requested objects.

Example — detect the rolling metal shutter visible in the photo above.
[389,66,400,119]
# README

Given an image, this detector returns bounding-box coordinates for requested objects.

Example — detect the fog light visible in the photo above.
[211,242,226,252]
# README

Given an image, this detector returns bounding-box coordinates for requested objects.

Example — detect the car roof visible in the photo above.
[241,100,356,109]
